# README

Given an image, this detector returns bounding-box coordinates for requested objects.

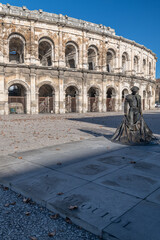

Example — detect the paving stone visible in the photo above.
[95,168,160,198]
[147,187,160,205]
[47,182,140,236]
[127,160,160,178]
[58,157,120,181]
[103,200,160,240]
[10,168,88,205]
[0,155,25,167]
[10,137,126,169]
[0,161,49,186]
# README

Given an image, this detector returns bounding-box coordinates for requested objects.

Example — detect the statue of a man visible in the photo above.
[124,86,141,129]
[112,86,157,145]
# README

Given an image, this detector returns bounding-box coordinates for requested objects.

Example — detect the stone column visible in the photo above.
[58,70,65,113]
[29,21,39,65]
[101,37,106,72]
[58,27,65,68]
[102,74,106,112]
[82,31,88,70]
[82,72,87,113]
[0,66,6,115]
[30,68,37,114]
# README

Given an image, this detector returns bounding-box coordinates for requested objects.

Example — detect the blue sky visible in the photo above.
[1,0,160,78]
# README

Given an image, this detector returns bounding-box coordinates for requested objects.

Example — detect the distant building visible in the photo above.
[0,3,157,115]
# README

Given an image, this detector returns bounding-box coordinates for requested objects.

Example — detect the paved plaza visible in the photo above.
[0,110,160,239]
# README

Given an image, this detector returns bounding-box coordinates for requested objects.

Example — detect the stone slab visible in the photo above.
[103,200,160,240]
[147,187,160,205]
[95,168,160,198]
[0,161,50,186]
[10,169,88,205]
[0,155,25,167]
[58,157,120,181]
[47,182,140,236]
[10,137,126,169]
[126,160,160,179]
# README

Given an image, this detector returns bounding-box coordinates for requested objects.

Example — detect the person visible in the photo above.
[111,86,157,145]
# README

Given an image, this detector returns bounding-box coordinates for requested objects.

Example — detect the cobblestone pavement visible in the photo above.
[0,184,100,240]
[0,110,160,156]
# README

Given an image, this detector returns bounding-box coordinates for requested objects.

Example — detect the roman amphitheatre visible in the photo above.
[0,3,157,115]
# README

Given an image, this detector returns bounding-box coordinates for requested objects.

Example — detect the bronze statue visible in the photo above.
[112,86,158,145]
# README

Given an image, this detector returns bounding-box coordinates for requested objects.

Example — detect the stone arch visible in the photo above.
[38,37,54,66]
[8,33,26,63]
[65,41,79,68]
[122,88,129,100]
[38,83,55,113]
[143,58,147,74]
[88,45,99,70]
[65,85,79,113]
[64,82,81,95]
[134,55,139,73]
[8,80,28,114]
[122,52,129,73]
[106,86,116,111]
[88,86,100,112]
[37,81,57,93]
[7,80,30,93]
[106,48,116,72]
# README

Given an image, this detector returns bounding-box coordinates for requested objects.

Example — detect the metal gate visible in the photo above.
[106,98,115,111]
[88,97,98,112]
[65,97,76,113]
[39,97,54,113]
[8,96,26,114]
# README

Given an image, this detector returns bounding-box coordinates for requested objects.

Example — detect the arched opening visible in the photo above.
[88,46,97,70]
[122,52,128,73]
[122,89,128,101]
[106,88,116,111]
[9,37,24,63]
[65,43,77,68]
[143,59,146,74]
[65,86,78,113]
[39,40,52,66]
[143,90,146,110]
[122,89,129,110]
[106,49,115,72]
[8,84,26,114]
[88,87,99,112]
[39,84,55,113]
[134,56,139,73]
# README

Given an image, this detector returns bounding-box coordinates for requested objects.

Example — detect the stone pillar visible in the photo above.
[58,70,65,113]
[82,31,88,70]
[30,68,37,114]
[102,75,106,112]
[0,17,4,63]
[0,66,6,115]
[54,87,59,114]
[82,72,87,113]
[101,37,106,72]
[29,21,39,65]
[58,27,65,68]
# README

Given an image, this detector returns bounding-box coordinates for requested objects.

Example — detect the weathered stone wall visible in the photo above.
[0,3,157,115]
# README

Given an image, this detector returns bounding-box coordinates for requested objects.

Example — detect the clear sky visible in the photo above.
[1,0,160,78]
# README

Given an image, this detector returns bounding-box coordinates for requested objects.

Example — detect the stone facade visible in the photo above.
[0,3,157,115]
